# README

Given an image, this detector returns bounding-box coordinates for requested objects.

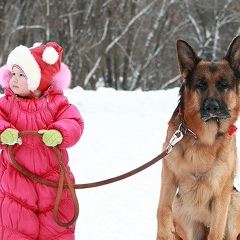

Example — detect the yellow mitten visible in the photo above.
[0,128,22,145]
[38,129,63,147]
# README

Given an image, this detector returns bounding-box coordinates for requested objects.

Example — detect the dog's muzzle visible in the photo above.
[200,99,230,122]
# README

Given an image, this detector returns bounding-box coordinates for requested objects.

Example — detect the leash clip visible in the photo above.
[166,125,183,153]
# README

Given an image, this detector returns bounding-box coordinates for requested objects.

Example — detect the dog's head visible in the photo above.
[177,36,240,125]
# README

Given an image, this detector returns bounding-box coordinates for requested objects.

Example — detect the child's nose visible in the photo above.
[12,76,18,82]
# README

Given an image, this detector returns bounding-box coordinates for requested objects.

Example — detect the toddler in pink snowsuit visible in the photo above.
[0,42,84,239]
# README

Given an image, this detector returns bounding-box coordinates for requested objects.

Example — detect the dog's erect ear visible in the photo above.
[176,40,202,79]
[224,36,240,73]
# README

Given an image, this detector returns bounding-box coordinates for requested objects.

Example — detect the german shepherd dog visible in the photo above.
[157,36,240,240]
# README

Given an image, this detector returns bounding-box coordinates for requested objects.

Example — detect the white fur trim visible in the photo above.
[42,46,59,64]
[7,45,41,91]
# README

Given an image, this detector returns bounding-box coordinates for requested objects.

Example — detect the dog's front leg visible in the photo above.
[157,160,177,240]
[208,186,232,240]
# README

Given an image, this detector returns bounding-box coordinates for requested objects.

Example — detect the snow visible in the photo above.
[63,87,240,239]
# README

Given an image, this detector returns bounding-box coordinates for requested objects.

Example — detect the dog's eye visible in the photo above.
[217,79,229,91]
[195,80,207,91]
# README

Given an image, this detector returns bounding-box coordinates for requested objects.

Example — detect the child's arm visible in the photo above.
[46,101,84,149]
[0,99,18,149]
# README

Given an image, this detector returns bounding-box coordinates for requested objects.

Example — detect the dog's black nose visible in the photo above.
[201,98,230,121]
[204,99,220,113]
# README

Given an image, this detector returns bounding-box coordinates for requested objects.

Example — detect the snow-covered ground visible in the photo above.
[64,87,240,239]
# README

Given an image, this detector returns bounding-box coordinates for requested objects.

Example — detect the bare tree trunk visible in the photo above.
[0,0,239,90]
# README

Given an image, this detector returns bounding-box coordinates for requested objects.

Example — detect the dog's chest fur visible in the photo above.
[166,132,237,210]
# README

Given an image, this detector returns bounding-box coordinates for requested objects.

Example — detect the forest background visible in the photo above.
[0,0,239,91]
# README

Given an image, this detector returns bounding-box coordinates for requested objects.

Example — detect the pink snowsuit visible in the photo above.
[0,87,84,239]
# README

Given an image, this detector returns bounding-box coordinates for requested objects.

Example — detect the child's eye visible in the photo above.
[12,72,16,76]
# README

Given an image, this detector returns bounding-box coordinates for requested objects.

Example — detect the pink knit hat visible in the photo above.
[6,42,64,91]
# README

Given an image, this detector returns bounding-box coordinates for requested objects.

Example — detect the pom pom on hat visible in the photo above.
[7,42,63,91]
[42,46,59,65]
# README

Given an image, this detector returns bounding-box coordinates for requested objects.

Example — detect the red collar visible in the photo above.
[228,125,237,136]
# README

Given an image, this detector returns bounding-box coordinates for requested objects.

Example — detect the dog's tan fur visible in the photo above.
[156,36,240,240]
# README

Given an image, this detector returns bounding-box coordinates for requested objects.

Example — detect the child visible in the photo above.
[0,42,84,239]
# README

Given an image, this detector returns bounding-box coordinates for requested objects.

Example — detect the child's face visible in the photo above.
[10,66,32,97]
